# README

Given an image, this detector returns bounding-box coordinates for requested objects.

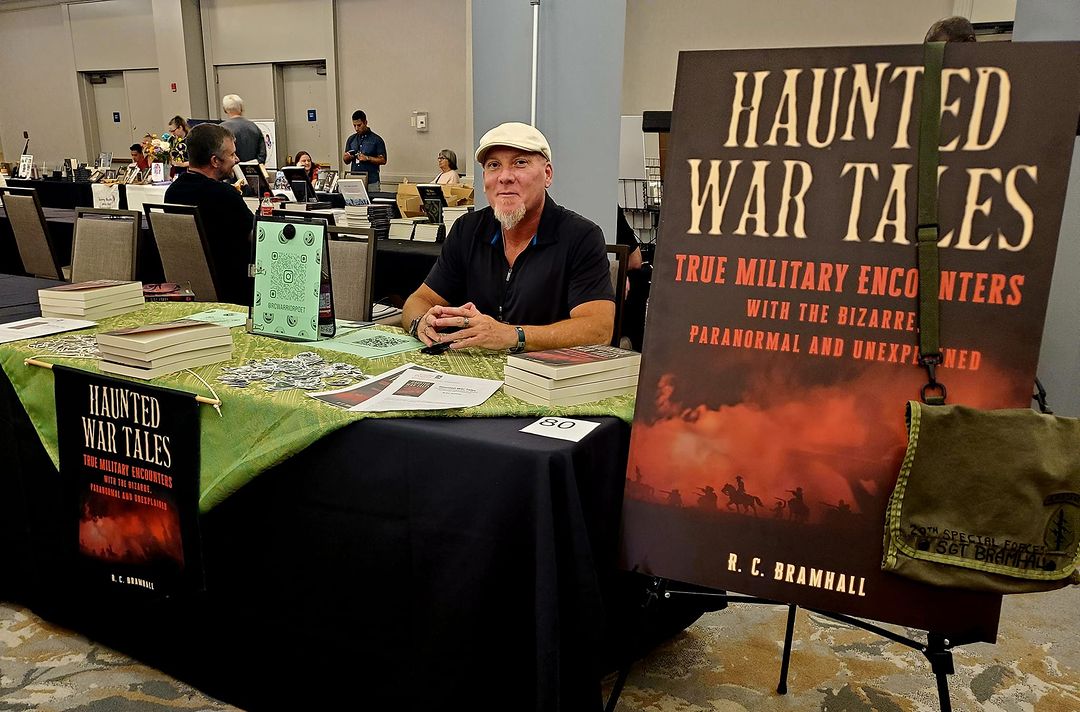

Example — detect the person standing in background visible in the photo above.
[434,149,460,185]
[342,110,386,192]
[167,115,190,177]
[221,94,267,164]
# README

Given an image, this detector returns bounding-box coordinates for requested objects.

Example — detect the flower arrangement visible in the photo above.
[143,133,172,165]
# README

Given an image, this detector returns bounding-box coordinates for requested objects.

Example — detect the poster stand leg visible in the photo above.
[605,579,971,712]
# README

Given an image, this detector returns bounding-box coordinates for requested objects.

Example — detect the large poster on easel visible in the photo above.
[621,42,1080,639]
[55,366,203,597]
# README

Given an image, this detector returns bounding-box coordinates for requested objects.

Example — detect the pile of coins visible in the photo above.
[27,335,100,358]
[216,351,365,392]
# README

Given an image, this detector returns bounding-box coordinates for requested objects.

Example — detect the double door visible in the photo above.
[89,69,164,161]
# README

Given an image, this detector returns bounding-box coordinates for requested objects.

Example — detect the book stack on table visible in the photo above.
[442,206,472,234]
[388,216,424,240]
[342,204,391,239]
[413,222,443,243]
[142,282,196,302]
[38,280,144,320]
[96,319,233,380]
[503,345,641,406]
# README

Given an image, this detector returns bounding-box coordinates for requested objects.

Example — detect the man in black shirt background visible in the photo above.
[163,123,254,306]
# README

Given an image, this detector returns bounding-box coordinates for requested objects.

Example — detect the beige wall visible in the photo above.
[69,0,158,71]
[622,0,960,114]
[202,0,332,65]
[0,0,1018,172]
[0,5,88,166]
[335,0,469,182]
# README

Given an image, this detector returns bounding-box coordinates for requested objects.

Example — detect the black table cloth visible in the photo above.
[8,178,94,209]
[0,273,703,710]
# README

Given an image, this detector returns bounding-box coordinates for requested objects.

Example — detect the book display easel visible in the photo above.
[611,40,1080,712]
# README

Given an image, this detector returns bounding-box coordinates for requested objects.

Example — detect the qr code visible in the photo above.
[269,252,309,302]
[356,334,406,348]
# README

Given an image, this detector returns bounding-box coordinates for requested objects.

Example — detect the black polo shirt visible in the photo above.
[424,194,614,326]
[163,170,254,305]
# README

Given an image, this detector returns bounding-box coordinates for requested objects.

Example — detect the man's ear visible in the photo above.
[544,162,553,187]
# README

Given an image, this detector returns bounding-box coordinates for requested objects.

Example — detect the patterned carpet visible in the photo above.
[0,602,238,712]
[604,586,1080,712]
[2,587,1078,711]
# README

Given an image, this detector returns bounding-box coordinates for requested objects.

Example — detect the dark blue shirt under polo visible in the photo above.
[344,129,387,185]
[423,194,614,326]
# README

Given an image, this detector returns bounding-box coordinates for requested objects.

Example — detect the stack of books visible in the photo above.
[442,206,472,234]
[341,204,391,239]
[96,319,233,379]
[503,345,641,406]
[39,280,144,320]
[388,217,421,240]
[413,222,444,243]
[342,204,370,226]
[142,282,195,302]
[366,203,392,240]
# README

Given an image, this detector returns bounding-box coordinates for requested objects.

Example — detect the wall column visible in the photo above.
[152,0,209,121]
[471,0,626,242]
[1014,0,1080,415]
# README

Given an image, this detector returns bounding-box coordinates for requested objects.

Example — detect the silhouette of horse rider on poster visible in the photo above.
[696,485,718,509]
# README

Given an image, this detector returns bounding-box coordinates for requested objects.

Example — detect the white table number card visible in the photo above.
[520,417,600,443]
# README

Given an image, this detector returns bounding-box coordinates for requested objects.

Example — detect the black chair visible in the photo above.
[327,226,377,321]
[607,244,630,348]
[71,208,141,282]
[0,186,66,280]
[142,203,220,301]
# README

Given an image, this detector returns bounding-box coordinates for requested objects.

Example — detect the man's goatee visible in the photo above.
[494,205,527,231]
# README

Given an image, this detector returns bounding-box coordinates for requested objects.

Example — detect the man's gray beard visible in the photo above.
[494,205,527,231]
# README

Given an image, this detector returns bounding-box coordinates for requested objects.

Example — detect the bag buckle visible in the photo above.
[919,354,946,404]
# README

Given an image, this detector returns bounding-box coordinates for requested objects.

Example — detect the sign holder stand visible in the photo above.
[604,577,977,712]
[23,358,222,407]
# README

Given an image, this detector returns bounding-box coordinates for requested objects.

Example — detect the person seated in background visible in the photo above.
[292,150,319,186]
[129,143,149,171]
[402,122,614,353]
[434,149,460,185]
[167,115,190,177]
[163,123,253,306]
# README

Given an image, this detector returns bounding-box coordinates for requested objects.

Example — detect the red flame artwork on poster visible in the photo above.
[620,42,1080,640]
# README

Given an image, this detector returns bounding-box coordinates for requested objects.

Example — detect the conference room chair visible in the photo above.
[0,186,66,280]
[70,208,140,282]
[327,225,377,321]
[141,203,220,301]
[607,244,630,348]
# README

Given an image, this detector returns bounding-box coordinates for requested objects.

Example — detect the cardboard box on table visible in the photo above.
[396,183,474,219]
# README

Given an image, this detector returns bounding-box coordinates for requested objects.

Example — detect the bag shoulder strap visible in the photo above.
[916,42,946,405]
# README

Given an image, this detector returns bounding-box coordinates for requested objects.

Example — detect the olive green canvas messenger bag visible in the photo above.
[880,42,1080,594]
[883,401,1080,593]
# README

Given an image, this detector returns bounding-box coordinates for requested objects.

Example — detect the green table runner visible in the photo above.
[0,303,635,511]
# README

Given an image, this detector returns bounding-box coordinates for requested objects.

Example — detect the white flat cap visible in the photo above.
[474,122,551,163]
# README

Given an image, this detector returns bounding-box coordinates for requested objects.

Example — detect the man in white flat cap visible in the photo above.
[402,122,614,353]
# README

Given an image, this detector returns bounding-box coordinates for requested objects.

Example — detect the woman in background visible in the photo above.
[293,150,319,186]
[167,116,190,176]
[434,149,460,185]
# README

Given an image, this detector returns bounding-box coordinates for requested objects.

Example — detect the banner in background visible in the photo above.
[621,42,1080,639]
[55,366,203,597]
